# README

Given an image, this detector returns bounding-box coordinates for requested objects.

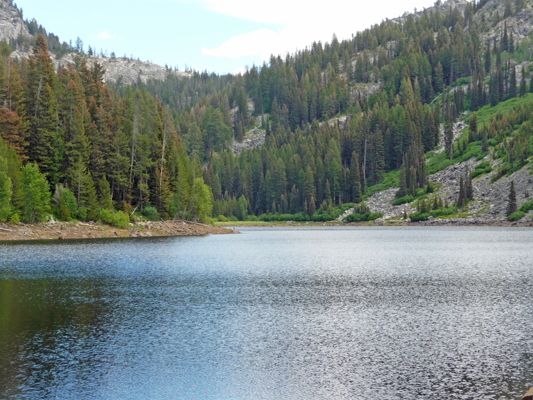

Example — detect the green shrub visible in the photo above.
[519,200,533,213]
[393,195,414,206]
[142,205,160,221]
[77,207,87,222]
[345,212,370,222]
[0,206,10,222]
[472,161,492,179]
[9,213,19,223]
[345,207,382,222]
[112,211,130,229]
[508,211,526,221]
[99,209,130,229]
[369,212,383,220]
[217,215,229,222]
[410,206,457,222]
[430,206,457,217]
[228,216,238,221]
[410,212,430,222]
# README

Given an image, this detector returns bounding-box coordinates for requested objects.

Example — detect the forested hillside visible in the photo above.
[1,0,533,225]
[0,37,213,225]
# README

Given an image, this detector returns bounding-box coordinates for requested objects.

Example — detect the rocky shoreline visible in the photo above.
[0,220,237,242]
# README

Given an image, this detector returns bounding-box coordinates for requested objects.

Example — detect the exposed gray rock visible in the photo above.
[476,0,533,46]
[350,82,382,101]
[231,128,266,155]
[435,120,467,155]
[0,1,191,86]
[364,188,406,220]
[346,155,533,224]
[328,115,349,130]
[230,100,255,126]
[10,50,192,85]
[0,0,30,43]
[57,54,191,85]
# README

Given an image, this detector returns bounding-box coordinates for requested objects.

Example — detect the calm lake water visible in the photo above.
[1,227,533,400]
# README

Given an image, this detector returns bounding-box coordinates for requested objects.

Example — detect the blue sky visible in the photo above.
[17,0,441,75]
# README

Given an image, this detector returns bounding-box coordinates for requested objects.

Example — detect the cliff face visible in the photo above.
[55,54,191,85]
[475,0,533,45]
[0,0,190,85]
[0,0,30,43]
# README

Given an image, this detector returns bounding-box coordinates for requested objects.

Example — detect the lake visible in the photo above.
[1,227,533,399]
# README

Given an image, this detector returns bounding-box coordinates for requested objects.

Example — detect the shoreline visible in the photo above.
[219,220,533,228]
[0,220,237,242]
[1,218,531,242]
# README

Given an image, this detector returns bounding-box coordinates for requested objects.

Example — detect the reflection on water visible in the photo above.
[1,227,533,399]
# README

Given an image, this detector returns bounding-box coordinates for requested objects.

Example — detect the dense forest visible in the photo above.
[0,0,531,224]
[0,37,213,225]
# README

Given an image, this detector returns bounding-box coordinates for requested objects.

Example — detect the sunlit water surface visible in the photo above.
[1,227,533,399]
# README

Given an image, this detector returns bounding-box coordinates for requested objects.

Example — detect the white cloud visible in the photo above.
[91,30,121,40]
[202,29,277,58]
[192,0,440,61]
[231,66,248,75]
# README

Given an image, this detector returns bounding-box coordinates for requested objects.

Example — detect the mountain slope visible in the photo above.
[0,0,190,84]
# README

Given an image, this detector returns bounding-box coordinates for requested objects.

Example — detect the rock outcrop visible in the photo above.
[0,0,29,43]
[0,0,191,85]
[343,151,533,225]
[231,128,266,155]
[9,51,192,85]
[58,54,191,85]
[475,0,533,46]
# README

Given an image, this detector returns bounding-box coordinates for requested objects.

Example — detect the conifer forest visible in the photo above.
[1,0,533,225]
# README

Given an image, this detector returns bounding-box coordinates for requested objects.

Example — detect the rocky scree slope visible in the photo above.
[340,119,533,224]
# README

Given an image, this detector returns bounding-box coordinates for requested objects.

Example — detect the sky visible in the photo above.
[16,0,441,75]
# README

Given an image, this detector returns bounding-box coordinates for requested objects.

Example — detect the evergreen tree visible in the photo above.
[484,43,491,75]
[444,107,454,160]
[25,35,58,179]
[469,112,478,142]
[349,152,362,203]
[21,162,51,222]
[509,65,517,98]
[189,177,213,222]
[457,176,466,208]
[0,156,12,221]
[465,169,473,200]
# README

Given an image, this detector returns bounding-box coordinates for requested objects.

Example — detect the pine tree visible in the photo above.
[502,22,511,51]
[465,169,473,200]
[0,156,12,221]
[469,112,478,142]
[98,175,114,210]
[484,43,491,75]
[308,196,316,216]
[457,176,466,208]
[506,180,517,216]
[21,162,51,222]
[25,36,58,179]
[509,65,517,98]
[482,129,489,153]
[349,152,362,203]
[444,107,454,160]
